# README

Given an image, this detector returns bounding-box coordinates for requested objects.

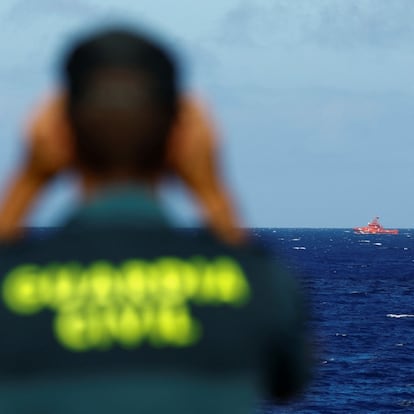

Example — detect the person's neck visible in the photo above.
[80,172,158,202]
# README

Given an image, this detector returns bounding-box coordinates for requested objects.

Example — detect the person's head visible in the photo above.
[63,28,179,185]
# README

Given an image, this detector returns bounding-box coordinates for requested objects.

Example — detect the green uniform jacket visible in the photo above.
[0,189,308,414]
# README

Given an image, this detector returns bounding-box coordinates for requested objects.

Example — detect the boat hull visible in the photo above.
[353,228,399,235]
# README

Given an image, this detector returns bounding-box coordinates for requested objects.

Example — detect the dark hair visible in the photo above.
[63,28,179,177]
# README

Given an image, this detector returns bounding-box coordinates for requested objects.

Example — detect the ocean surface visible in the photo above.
[252,228,414,414]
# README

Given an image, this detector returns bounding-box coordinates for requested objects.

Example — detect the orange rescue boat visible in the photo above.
[353,217,398,235]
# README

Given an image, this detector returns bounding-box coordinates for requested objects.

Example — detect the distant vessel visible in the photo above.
[353,217,399,235]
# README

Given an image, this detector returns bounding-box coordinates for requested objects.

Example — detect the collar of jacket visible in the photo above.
[66,186,170,229]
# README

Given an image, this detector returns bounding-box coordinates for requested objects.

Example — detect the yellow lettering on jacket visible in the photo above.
[2,257,250,352]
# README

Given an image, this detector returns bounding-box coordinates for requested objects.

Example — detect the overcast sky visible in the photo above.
[1,0,414,228]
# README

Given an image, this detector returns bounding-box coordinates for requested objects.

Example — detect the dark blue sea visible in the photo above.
[252,228,414,414]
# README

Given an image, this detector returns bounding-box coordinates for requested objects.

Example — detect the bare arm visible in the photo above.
[0,93,74,239]
[167,96,245,244]
[0,169,46,239]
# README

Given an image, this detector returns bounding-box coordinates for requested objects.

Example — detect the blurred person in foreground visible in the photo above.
[0,27,309,413]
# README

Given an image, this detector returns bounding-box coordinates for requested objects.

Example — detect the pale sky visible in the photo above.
[1,0,414,228]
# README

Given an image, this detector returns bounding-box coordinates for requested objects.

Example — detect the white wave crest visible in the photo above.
[387,314,414,318]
